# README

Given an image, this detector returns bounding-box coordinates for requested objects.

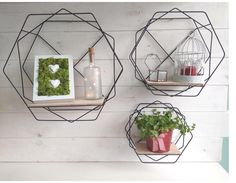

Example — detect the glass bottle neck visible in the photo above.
[89,56,95,67]
[89,63,95,67]
[89,48,95,66]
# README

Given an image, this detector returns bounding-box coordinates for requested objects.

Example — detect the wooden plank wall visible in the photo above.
[0,2,228,162]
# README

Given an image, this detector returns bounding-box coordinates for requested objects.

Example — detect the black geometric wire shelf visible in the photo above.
[129,8,225,97]
[3,8,123,123]
[125,100,193,163]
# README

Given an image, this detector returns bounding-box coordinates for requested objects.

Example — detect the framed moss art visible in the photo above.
[33,55,75,102]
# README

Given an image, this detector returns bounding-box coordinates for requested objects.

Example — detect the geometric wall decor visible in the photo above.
[3,8,123,122]
[125,100,193,163]
[129,8,225,97]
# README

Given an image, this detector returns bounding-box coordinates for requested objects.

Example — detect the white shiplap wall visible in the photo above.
[0,2,228,164]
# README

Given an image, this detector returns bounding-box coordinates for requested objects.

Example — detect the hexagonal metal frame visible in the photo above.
[125,100,193,163]
[3,8,123,123]
[129,8,225,97]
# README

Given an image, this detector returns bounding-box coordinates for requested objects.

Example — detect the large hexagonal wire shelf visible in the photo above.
[3,8,123,123]
[129,8,225,97]
[125,100,193,163]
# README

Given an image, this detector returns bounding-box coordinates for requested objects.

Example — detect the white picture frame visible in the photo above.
[33,55,75,103]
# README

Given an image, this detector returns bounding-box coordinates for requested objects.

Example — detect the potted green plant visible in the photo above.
[135,109,195,153]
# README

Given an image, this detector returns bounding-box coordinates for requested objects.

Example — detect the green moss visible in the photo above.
[37,57,70,96]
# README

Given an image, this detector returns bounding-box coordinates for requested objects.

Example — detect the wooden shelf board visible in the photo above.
[135,142,181,155]
[145,79,204,87]
[28,97,105,107]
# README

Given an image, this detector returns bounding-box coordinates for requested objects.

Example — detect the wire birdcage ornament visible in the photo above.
[173,32,206,84]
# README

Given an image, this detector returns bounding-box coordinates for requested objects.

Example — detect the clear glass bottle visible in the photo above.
[84,47,102,99]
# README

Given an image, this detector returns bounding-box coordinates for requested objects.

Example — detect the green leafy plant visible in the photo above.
[38,57,70,96]
[135,109,195,140]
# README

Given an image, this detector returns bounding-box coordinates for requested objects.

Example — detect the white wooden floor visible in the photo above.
[0,162,228,181]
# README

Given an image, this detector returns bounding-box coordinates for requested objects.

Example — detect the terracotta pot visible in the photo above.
[181,66,197,76]
[146,130,173,153]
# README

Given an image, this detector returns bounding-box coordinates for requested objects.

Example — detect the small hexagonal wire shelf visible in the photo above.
[129,8,225,97]
[3,8,123,123]
[125,100,193,163]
